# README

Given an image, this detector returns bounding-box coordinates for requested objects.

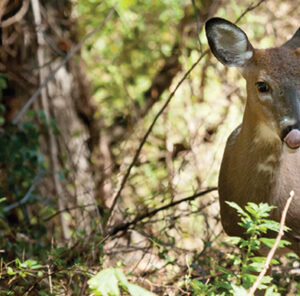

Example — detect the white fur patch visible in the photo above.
[265,154,277,163]
[257,163,274,174]
[214,23,253,66]
[254,123,280,144]
[216,24,248,50]
[257,154,278,174]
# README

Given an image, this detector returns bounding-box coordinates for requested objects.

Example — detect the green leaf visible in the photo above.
[215,265,235,277]
[7,267,15,275]
[260,237,290,248]
[0,117,5,126]
[0,78,7,90]
[119,0,137,9]
[226,201,248,217]
[115,268,128,286]
[88,268,120,296]
[20,259,43,269]
[37,271,44,277]
[265,285,280,296]
[231,284,249,296]
[249,261,265,272]
[226,236,242,245]
[259,221,280,232]
[259,275,273,285]
[127,283,156,296]
[88,268,155,296]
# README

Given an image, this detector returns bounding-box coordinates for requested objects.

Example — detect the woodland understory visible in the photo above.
[1,0,300,295]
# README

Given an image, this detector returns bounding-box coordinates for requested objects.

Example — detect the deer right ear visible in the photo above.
[205,18,254,67]
[282,28,300,50]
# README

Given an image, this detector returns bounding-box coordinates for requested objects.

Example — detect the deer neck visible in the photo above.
[233,101,283,202]
[240,100,282,156]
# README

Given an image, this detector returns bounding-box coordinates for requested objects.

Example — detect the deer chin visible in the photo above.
[284,129,300,149]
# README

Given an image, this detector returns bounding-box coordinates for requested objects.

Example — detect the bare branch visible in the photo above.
[44,203,97,222]
[235,0,267,24]
[248,190,295,296]
[106,187,217,237]
[4,173,43,212]
[106,50,209,226]
[0,0,9,22]
[191,0,203,52]
[0,0,30,28]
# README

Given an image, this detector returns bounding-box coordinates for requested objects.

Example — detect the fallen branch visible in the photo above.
[248,190,295,296]
[106,187,217,237]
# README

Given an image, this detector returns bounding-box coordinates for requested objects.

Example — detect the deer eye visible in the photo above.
[255,81,270,93]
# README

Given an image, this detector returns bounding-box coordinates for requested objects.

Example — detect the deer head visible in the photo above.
[206,18,300,149]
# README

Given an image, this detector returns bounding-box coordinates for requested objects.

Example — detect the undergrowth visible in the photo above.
[1,199,298,295]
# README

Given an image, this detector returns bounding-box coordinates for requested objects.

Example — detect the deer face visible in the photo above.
[205,18,300,148]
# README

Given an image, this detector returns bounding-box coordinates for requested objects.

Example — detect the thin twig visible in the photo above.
[106,50,209,227]
[4,173,42,212]
[12,5,116,125]
[44,203,97,222]
[0,0,9,22]
[106,187,217,237]
[47,264,53,294]
[235,0,267,24]
[248,190,295,296]
[0,0,30,28]
[191,0,203,52]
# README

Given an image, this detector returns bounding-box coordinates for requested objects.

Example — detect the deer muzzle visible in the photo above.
[284,128,300,148]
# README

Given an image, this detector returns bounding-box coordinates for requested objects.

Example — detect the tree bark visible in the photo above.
[1,0,100,240]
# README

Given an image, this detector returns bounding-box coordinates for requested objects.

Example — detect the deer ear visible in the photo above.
[205,18,254,67]
[282,28,300,50]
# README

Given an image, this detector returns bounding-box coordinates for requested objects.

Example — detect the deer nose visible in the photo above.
[282,122,300,149]
[281,122,300,139]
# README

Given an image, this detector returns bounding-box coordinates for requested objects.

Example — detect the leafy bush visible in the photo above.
[188,202,290,296]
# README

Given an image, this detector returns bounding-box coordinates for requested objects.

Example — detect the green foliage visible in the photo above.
[88,267,155,296]
[75,0,186,125]
[5,258,44,278]
[189,202,288,296]
[0,121,42,204]
[2,243,94,295]
[3,1,300,295]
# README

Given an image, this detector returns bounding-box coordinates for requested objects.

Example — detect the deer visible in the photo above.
[205,18,300,255]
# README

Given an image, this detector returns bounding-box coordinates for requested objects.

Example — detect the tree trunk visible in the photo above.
[1,0,100,241]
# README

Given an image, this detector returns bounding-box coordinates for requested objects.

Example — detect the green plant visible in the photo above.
[189,202,290,296]
[0,121,42,204]
[88,267,156,296]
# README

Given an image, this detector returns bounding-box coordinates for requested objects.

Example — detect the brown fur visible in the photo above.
[218,33,300,255]
[253,48,300,81]
[205,17,300,255]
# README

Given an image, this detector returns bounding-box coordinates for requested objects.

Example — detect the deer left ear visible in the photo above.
[205,18,254,67]
[282,28,300,50]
